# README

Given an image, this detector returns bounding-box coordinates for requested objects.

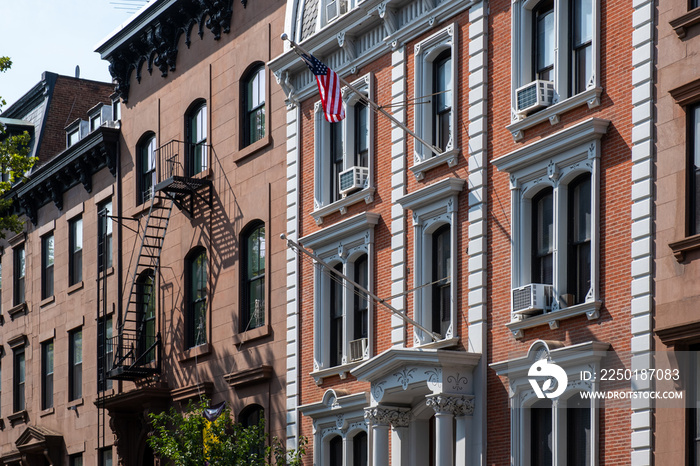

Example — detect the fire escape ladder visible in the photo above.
[108,193,173,380]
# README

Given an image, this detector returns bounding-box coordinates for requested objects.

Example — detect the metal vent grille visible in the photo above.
[512,284,533,311]
[517,83,538,111]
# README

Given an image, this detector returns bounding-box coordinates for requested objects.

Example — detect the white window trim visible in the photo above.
[509,0,602,140]
[397,177,465,346]
[299,390,369,466]
[313,73,375,225]
[493,118,609,339]
[301,212,379,384]
[491,340,609,466]
[411,23,459,180]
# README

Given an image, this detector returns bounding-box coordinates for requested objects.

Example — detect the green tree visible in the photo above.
[0,57,36,236]
[147,398,306,466]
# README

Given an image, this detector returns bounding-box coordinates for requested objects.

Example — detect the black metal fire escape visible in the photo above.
[106,140,212,381]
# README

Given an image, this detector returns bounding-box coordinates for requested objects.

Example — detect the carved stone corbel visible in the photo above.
[337,32,357,61]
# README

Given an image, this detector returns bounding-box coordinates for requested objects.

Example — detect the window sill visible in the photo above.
[7,410,27,426]
[311,360,366,385]
[40,296,55,308]
[179,342,211,362]
[670,7,700,39]
[231,324,270,345]
[67,398,84,409]
[669,234,700,262]
[40,407,55,417]
[67,281,84,294]
[311,187,375,225]
[506,87,603,142]
[8,302,27,320]
[410,148,460,181]
[506,300,602,339]
[234,133,271,163]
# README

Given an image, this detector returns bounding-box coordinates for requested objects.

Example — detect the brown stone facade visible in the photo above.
[655,1,700,464]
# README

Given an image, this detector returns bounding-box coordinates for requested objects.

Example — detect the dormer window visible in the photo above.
[66,120,88,148]
[67,128,80,148]
[90,113,101,132]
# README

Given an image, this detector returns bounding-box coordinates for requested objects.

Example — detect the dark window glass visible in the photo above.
[694,0,700,9]
[568,174,592,304]
[13,347,25,412]
[90,114,101,132]
[138,135,157,204]
[13,245,25,306]
[566,396,591,466]
[242,223,265,331]
[534,1,555,81]
[69,454,83,466]
[690,347,700,465]
[572,0,593,94]
[353,431,368,466]
[432,225,451,336]
[98,316,113,391]
[354,103,369,167]
[691,106,700,236]
[353,254,368,341]
[187,249,207,348]
[187,103,208,175]
[240,405,265,457]
[41,340,54,410]
[69,328,83,401]
[100,448,113,466]
[531,399,553,466]
[532,188,554,284]
[69,217,83,285]
[244,66,266,146]
[138,271,156,363]
[41,234,54,299]
[330,262,344,367]
[329,436,343,466]
[98,201,113,271]
[433,50,452,152]
[330,122,343,203]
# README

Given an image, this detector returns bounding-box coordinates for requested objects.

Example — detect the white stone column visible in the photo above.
[364,407,392,466]
[426,395,475,466]
[390,409,411,465]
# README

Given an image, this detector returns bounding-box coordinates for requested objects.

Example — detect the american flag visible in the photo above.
[300,53,345,123]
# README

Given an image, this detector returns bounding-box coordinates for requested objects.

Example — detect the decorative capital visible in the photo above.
[426,394,475,416]
[364,407,412,427]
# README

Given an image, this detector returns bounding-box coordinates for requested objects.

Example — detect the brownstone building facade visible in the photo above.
[95,0,290,464]
[655,1,700,464]
[0,72,117,465]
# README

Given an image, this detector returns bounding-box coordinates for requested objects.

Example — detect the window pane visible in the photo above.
[432,225,451,336]
[355,103,369,167]
[574,0,593,46]
[566,396,591,466]
[531,400,553,466]
[70,218,83,285]
[329,436,343,466]
[694,106,700,235]
[353,255,368,340]
[535,3,555,80]
[330,122,344,202]
[330,263,344,366]
[533,189,554,284]
[353,431,368,466]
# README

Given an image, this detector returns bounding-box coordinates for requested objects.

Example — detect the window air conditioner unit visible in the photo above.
[327,0,348,22]
[339,166,369,197]
[512,283,553,316]
[515,80,554,116]
[349,337,368,362]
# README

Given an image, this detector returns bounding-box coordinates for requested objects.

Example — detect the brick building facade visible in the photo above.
[270,0,649,464]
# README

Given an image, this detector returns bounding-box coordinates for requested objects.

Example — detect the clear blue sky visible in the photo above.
[0,0,147,109]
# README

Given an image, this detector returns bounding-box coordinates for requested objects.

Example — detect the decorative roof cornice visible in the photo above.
[12,125,119,224]
[96,0,233,102]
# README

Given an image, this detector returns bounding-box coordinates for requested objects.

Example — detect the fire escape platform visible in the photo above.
[155,176,212,215]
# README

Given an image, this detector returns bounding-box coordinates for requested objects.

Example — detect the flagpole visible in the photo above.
[281,33,446,157]
[281,234,442,342]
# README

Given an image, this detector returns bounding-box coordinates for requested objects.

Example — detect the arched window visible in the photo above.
[329,436,343,466]
[186,101,207,176]
[432,49,452,152]
[532,187,554,285]
[137,270,156,363]
[352,431,368,466]
[186,248,207,348]
[243,65,266,147]
[240,404,264,428]
[241,222,265,331]
[431,225,451,336]
[137,133,157,204]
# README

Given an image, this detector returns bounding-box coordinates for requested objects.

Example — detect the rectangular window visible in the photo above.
[354,103,369,167]
[41,234,54,299]
[98,201,113,271]
[566,396,591,466]
[431,226,451,337]
[42,340,54,410]
[531,400,553,466]
[98,316,113,391]
[691,105,700,236]
[100,448,113,466]
[13,347,25,412]
[329,122,343,203]
[69,328,83,401]
[67,129,80,147]
[13,245,25,305]
[90,114,102,131]
[329,263,344,367]
[69,454,83,466]
[69,217,83,285]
